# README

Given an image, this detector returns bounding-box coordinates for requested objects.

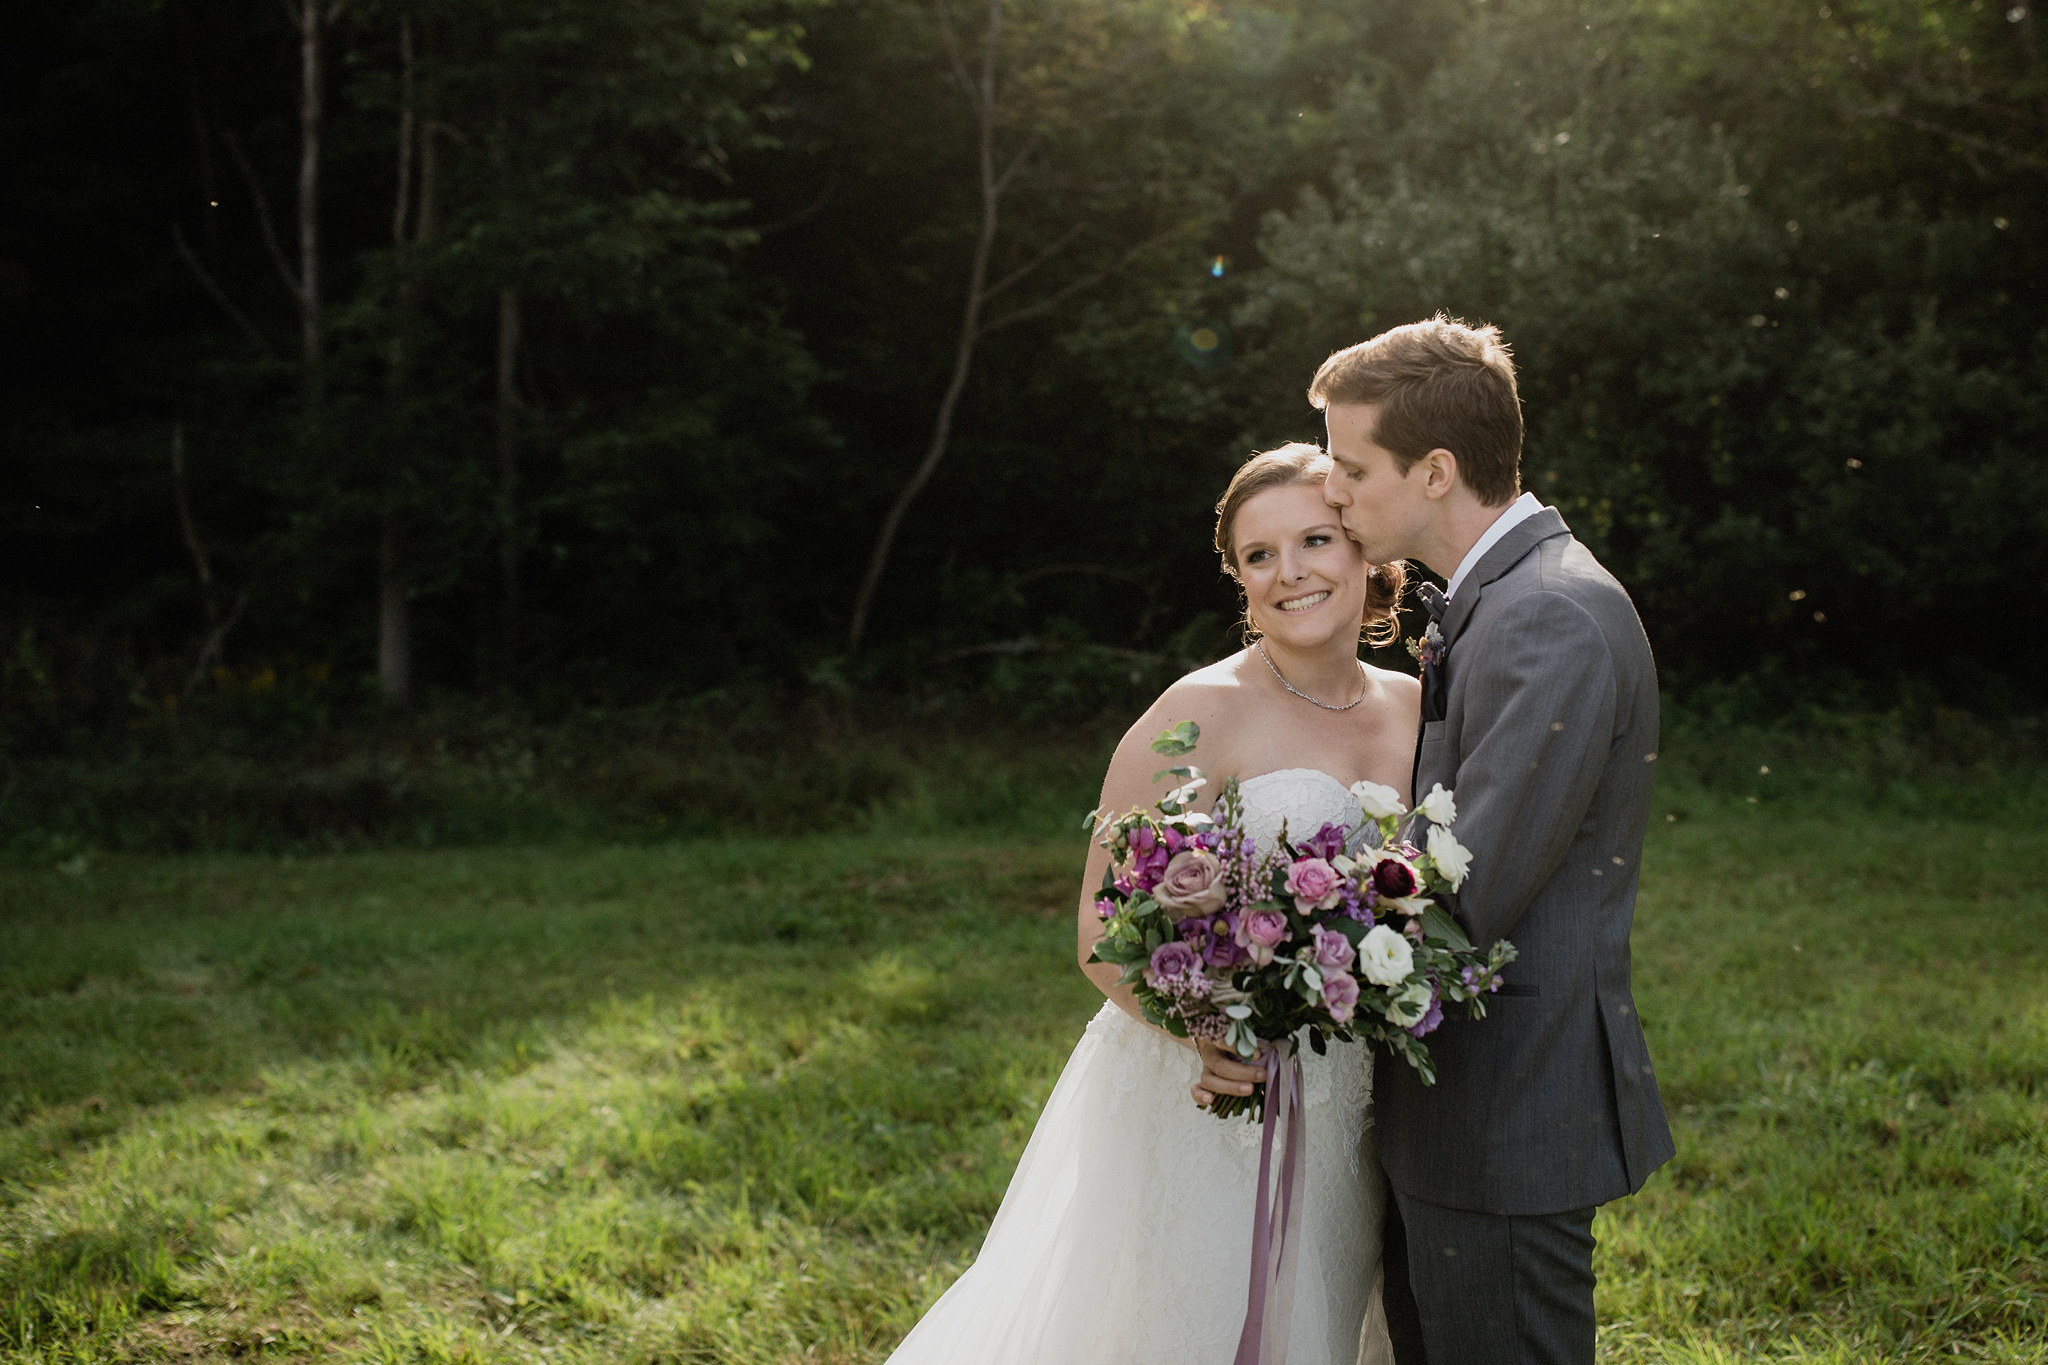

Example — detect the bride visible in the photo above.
[885,444,1419,1365]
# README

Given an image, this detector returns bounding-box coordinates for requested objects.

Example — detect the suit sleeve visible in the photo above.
[1444,589,1617,951]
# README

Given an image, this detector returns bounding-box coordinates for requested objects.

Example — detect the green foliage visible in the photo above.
[0,778,2042,1361]
[1235,0,2048,706]
[5,0,2047,730]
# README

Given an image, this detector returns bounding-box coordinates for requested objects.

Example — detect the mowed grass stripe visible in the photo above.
[0,812,2043,1363]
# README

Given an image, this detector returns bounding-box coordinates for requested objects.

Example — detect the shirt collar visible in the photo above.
[1443,492,1544,603]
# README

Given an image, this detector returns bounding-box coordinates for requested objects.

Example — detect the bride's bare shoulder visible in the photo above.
[1140,653,1255,730]
[1105,654,1254,776]
[1367,662,1421,706]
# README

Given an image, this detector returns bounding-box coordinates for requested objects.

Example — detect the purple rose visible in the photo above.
[1304,821,1348,863]
[1313,927,1356,972]
[1146,940,1201,986]
[1153,849,1228,919]
[1235,909,1291,966]
[1284,858,1344,913]
[1405,993,1445,1038]
[1321,970,1360,1023]
[1371,855,1422,901]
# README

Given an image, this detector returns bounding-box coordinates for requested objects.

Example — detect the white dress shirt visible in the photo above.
[1443,491,1545,603]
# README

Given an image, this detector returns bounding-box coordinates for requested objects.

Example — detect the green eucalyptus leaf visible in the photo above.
[1150,721,1201,757]
[1421,905,1473,952]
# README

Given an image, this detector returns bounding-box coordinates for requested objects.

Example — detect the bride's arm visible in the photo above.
[1073,685,1234,1051]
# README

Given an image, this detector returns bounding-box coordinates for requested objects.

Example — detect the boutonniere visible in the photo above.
[1406,622,1446,670]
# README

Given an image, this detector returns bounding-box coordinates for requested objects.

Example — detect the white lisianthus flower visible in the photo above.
[1385,979,1434,1028]
[1426,825,1474,891]
[1418,783,1458,826]
[1382,895,1434,919]
[1357,925,1415,987]
[1350,779,1407,821]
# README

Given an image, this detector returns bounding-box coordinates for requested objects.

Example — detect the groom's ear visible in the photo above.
[1418,448,1461,501]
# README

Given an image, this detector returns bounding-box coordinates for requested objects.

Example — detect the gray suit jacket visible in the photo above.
[1375,506,1675,1216]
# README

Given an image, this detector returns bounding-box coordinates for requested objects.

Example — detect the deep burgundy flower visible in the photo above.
[1372,856,1422,901]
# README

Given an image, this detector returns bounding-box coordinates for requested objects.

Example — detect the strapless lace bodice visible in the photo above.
[1237,767,1361,855]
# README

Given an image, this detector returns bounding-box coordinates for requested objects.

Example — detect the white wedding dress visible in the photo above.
[885,769,1390,1365]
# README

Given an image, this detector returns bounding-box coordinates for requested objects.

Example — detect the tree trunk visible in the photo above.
[170,424,219,630]
[379,12,416,707]
[379,523,412,706]
[846,0,1004,653]
[296,0,324,410]
[496,284,522,665]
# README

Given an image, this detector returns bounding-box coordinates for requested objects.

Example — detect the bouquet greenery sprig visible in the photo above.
[1086,723,1518,1118]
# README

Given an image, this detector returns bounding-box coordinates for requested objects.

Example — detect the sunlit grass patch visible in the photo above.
[1,808,2042,1362]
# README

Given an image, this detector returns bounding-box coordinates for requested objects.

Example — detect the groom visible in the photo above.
[1205,315,1675,1363]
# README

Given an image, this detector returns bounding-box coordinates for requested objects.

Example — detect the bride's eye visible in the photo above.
[1304,535,1332,549]
[1245,549,1271,564]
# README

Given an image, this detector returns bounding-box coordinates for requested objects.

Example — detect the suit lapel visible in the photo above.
[1437,506,1572,648]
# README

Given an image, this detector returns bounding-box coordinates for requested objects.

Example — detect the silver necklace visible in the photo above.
[1255,639,1368,712]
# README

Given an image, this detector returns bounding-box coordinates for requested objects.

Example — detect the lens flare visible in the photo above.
[1174,320,1233,369]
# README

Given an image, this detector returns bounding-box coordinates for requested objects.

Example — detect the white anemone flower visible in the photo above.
[1426,824,1474,890]
[1386,979,1434,1027]
[1417,783,1458,826]
[1350,779,1407,821]
[1357,925,1414,987]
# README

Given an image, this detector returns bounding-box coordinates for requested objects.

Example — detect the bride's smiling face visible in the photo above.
[1231,483,1370,648]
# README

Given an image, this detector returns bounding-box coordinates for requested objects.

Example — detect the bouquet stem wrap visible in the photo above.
[1234,1039,1305,1365]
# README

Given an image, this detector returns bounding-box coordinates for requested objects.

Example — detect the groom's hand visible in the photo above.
[1191,1041,1264,1108]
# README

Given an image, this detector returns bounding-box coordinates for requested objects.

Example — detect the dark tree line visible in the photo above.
[5,0,2045,747]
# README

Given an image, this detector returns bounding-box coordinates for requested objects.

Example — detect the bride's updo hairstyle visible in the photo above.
[1213,443,1405,647]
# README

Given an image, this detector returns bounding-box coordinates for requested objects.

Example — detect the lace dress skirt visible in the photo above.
[883,1002,1386,1365]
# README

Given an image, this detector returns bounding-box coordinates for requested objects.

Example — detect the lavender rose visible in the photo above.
[1235,908,1291,966]
[1312,927,1357,973]
[1284,857,1344,913]
[1153,849,1228,919]
[1146,939,1201,987]
[1321,970,1360,1023]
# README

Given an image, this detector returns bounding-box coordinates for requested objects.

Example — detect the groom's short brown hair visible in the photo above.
[1307,314,1524,507]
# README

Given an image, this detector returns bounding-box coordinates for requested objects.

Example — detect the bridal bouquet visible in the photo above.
[1086,722,1517,1117]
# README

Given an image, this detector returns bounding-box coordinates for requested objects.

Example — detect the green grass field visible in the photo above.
[2,795,2043,1363]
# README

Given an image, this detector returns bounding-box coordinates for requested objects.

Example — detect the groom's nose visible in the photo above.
[1322,466,1350,507]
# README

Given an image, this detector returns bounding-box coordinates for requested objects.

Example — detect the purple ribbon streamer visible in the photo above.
[1234,1038,1305,1365]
